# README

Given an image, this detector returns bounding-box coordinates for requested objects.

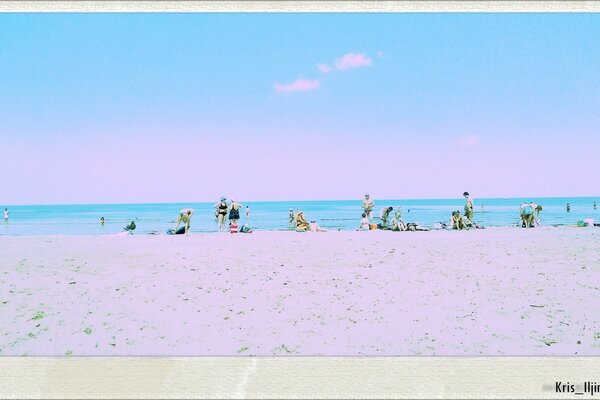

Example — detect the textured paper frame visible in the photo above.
[1,2,600,399]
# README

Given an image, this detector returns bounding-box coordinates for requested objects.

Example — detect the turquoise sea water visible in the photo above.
[1,197,599,236]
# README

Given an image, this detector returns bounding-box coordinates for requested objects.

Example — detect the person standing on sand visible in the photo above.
[3,208,8,223]
[100,217,105,226]
[174,208,194,235]
[215,197,228,232]
[533,204,543,226]
[463,192,474,223]
[361,194,375,223]
[288,209,296,229]
[229,199,242,227]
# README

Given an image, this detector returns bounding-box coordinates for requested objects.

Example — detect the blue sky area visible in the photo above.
[1,13,599,204]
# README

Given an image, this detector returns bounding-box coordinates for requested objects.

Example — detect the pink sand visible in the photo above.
[1,227,599,356]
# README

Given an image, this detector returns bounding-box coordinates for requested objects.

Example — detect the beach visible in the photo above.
[1,227,599,356]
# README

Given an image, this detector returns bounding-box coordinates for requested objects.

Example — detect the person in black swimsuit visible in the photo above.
[214,197,228,232]
[229,199,242,226]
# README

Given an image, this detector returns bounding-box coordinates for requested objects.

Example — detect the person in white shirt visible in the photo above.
[358,213,370,230]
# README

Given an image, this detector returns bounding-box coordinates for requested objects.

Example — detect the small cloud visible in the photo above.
[274,78,320,94]
[377,51,388,59]
[334,52,373,70]
[457,135,478,147]
[317,64,332,73]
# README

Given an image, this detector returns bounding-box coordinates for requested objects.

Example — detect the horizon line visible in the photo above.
[2,195,599,208]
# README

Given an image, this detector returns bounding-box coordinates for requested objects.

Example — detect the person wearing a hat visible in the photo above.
[174,208,194,235]
[361,194,375,223]
[295,210,310,231]
[214,197,229,232]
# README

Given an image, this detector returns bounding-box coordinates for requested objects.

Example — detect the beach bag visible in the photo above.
[369,223,378,230]
[576,220,587,227]
[240,224,252,233]
[230,224,238,233]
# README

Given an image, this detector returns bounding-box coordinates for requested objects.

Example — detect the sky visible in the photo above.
[1,13,599,205]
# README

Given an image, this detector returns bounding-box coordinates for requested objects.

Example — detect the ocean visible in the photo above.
[1,197,598,236]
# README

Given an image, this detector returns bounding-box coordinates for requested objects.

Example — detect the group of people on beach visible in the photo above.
[171,197,251,235]
[5,194,594,235]
[357,192,477,231]
[213,197,248,232]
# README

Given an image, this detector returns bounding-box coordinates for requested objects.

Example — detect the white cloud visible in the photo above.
[274,78,320,93]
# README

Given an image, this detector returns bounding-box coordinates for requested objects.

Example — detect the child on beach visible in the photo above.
[358,213,370,231]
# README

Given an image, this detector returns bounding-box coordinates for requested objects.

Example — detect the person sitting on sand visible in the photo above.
[358,213,370,231]
[229,199,242,226]
[123,221,136,233]
[379,206,393,228]
[174,208,194,235]
[214,197,228,232]
[240,223,253,233]
[450,210,466,230]
[295,211,310,231]
[390,209,407,231]
[309,220,328,232]
[361,194,375,223]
